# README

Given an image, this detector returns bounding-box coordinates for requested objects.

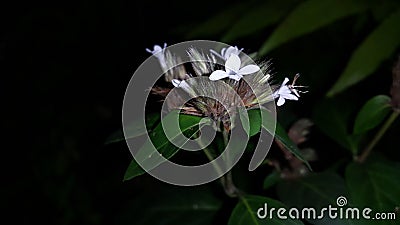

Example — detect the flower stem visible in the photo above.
[197,137,224,176]
[357,111,399,163]
[220,128,241,197]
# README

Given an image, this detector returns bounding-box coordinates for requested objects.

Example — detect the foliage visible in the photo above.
[108,0,400,224]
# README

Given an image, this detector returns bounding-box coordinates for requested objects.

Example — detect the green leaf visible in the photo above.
[259,0,369,56]
[276,172,350,225]
[264,109,311,169]
[105,113,160,144]
[370,0,400,22]
[116,185,222,225]
[222,0,299,42]
[246,109,263,137]
[273,122,312,170]
[123,111,205,181]
[263,170,281,190]
[277,172,347,207]
[245,108,311,170]
[353,95,392,134]
[327,8,400,96]
[228,195,304,225]
[345,159,400,225]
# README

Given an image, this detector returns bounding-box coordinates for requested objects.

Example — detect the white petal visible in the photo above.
[238,65,260,75]
[221,48,226,57]
[281,77,289,86]
[225,54,241,73]
[153,45,162,53]
[277,97,286,106]
[210,49,223,60]
[277,86,291,95]
[223,46,235,59]
[209,70,229,80]
[224,46,243,59]
[172,79,181,87]
[282,93,298,101]
[145,48,152,53]
[228,74,242,81]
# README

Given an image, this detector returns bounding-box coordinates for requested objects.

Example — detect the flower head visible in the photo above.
[210,46,243,60]
[209,54,260,81]
[148,44,305,131]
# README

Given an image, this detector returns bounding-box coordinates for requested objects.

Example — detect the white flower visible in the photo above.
[146,43,167,67]
[146,43,166,56]
[171,79,193,94]
[210,46,243,60]
[273,77,300,106]
[172,79,184,87]
[209,54,260,81]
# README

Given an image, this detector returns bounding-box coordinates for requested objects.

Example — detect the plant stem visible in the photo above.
[357,111,399,163]
[197,136,224,176]
[222,170,240,197]
[220,128,241,197]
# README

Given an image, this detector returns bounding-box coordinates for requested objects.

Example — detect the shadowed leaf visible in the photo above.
[259,0,369,55]
[353,95,392,134]
[327,8,400,96]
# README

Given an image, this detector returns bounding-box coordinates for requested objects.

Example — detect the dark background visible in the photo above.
[3,0,399,224]
[3,1,232,224]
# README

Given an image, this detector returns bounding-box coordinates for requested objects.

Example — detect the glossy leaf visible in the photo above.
[222,0,299,42]
[345,159,400,224]
[370,0,400,21]
[327,8,400,96]
[276,172,350,225]
[228,195,304,225]
[123,111,205,181]
[274,122,312,170]
[246,108,311,169]
[246,109,263,137]
[277,172,347,207]
[353,95,392,134]
[262,109,311,169]
[105,113,160,144]
[259,0,369,56]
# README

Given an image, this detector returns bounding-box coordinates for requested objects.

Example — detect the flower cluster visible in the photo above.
[146,44,305,130]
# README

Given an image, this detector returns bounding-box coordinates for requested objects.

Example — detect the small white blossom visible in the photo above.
[171,79,193,94]
[172,79,184,87]
[146,43,167,67]
[210,46,243,60]
[209,54,260,81]
[146,43,166,56]
[273,77,302,106]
